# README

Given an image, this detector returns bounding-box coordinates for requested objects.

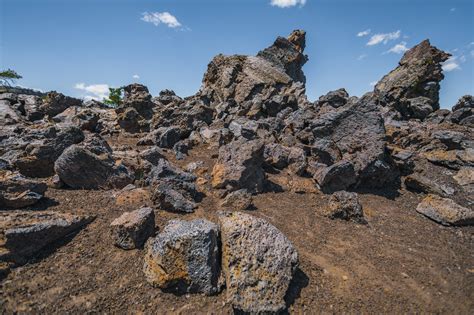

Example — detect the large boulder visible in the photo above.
[218,212,298,313]
[143,219,221,295]
[54,135,133,189]
[309,94,398,189]
[0,171,47,209]
[211,139,266,192]
[11,126,85,178]
[374,39,450,120]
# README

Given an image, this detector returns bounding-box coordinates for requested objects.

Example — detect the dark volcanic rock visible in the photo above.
[314,160,356,193]
[12,126,85,178]
[219,211,298,313]
[40,91,82,117]
[326,191,366,223]
[54,136,133,189]
[316,88,349,109]
[110,207,155,250]
[148,158,199,213]
[0,171,47,209]
[257,29,308,83]
[198,30,308,110]
[0,211,95,273]
[374,39,450,120]
[211,139,266,193]
[116,84,154,133]
[143,219,221,295]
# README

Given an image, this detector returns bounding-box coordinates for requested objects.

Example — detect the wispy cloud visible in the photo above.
[442,57,461,72]
[471,50,474,58]
[357,29,371,37]
[357,54,368,60]
[450,7,456,12]
[132,74,140,79]
[74,83,109,100]
[386,41,409,54]
[270,0,306,8]
[141,12,182,28]
[367,30,401,46]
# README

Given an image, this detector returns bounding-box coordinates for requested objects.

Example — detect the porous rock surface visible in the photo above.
[218,211,298,313]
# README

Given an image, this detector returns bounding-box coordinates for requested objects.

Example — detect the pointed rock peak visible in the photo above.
[257,29,308,83]
[287,29,306,53]
[374,39,451,120]
[400,39,450,66]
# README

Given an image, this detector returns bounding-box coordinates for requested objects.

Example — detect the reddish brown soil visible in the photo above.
[1,142,473,314]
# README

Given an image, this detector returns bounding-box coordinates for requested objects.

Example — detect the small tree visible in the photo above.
[0,69,22,86]
[103,87,124,107]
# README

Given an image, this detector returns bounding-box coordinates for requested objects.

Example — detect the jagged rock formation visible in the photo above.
[374,39,450,120]
[0,29,473,312]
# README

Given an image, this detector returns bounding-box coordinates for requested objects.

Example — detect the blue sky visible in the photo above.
[1,0,473,108]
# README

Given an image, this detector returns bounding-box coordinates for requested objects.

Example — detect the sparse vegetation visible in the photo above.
[0,69,22,86]
[103,87,124,107]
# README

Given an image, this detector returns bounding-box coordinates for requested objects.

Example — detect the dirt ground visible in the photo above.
[1,139,473,314]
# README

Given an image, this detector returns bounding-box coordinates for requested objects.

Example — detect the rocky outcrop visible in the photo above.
[40,91,83,117]
[218,212,298,313]
[374,39,450,120]
[143,219,221,295]
[199,30,308,115]
[116,84,154,133]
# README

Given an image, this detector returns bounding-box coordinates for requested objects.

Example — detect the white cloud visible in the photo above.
[141,12,181,28]
[442,57,461,72]
[270,0,306,8]
[450,8,456,12]
[369,81,378,87]
[357,29,371,37]
[471,50,474,58]
[74,83,109,100]
[132,74,140,79]
[357,54,367,60]
[386,41,409,54]
[367,30,401,46]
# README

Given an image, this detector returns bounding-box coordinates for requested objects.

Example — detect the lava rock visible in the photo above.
[54,143,133,189]
[211,139,266,192]
[325,191,366,223]
[110,207,155,249]
[314,160,357,193]
[40,91,82,117]
[13,126,85,178]
[143,219,221,295]
[219,189,253,210]
[218,211,298,313]
[0,211,95,268]
[416,194,474,226]
[0,171,47,209]
[374,39,450,120]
